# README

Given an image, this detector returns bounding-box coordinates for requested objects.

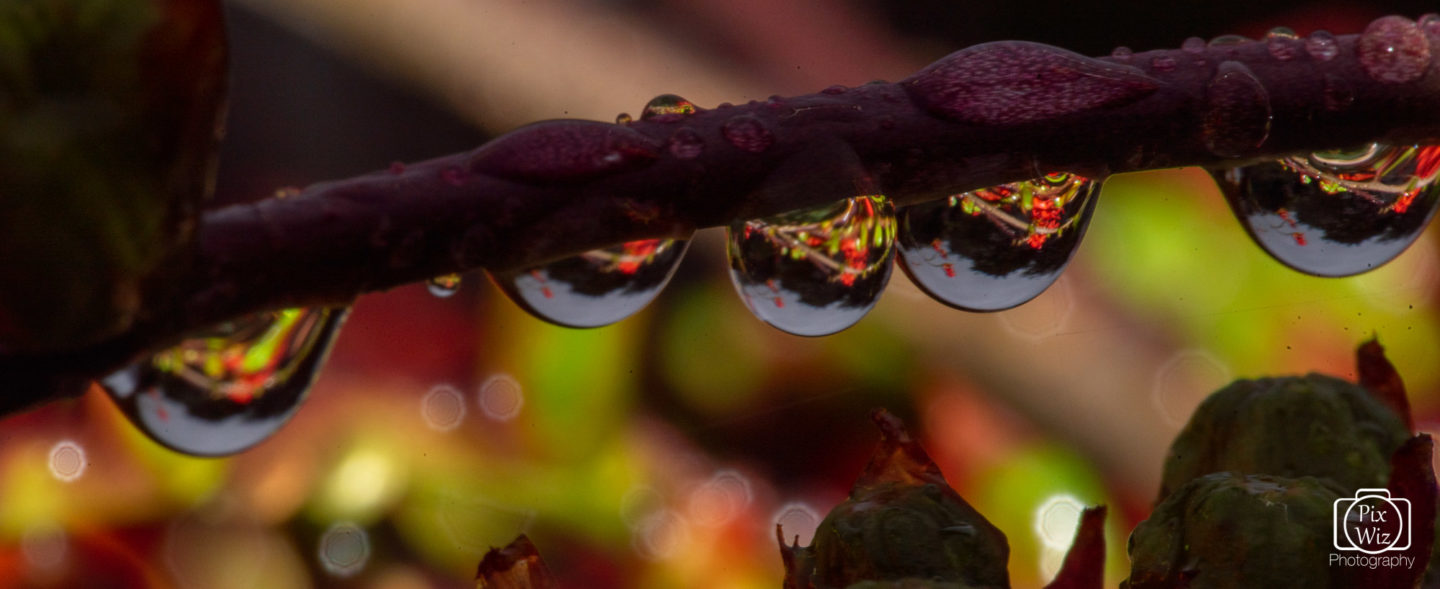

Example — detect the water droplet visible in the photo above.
[667,128,705,159]
[773,502,821,545]
[615,112,633,125]
[420,384,466,432]
[1110,46,1134,62]
[318,522,370,577]
[1181,37,1206,53]
[1201,61,1271,158]
[1265,27,1301,61]
[897,173,1101,311]
[1322,73,1355,111]
[726,196,897,336]
[1150,56,1177,72]
[1212,143,1440,276]
[1357,15,1431,84]
[722,115,775,153]
[821,85,848,95]
[388,161,406,175]
[426,273,462,298]
[101,307,349,456]
[490,238,689,328]
[47,440,86,482]
[1421,14,1440,37]
[1208,34,1249,47]
[477,373,524,421]
[641,94,697,121]
[1305,30,1338,61]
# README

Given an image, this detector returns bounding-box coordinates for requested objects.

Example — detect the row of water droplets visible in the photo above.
[100,16,1440,456]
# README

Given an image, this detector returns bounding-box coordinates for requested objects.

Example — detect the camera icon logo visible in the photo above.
[1334,489,1410,554]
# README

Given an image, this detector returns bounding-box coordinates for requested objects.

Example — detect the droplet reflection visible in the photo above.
[1212,143,1440,276]
[491,239,690,328]
[101,307,350,456]
[898,174,1100,311]
[727,196,897,336]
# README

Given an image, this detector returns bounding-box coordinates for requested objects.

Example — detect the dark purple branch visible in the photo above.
[5,16,1440,412]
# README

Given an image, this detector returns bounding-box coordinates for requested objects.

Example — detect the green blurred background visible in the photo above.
[2,0,1439,587]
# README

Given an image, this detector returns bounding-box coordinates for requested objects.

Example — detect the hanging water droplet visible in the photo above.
[1150,56,1177,72]
[897,173,1101,311]
[1212,143,1440,277]
[427,273,462,298]
[641,94,697,121]
[1357,16,1431,84]
[1201,61,1271,158]
[726,196,896,336]
[100,307,350,456]
[490,239,690,328]
[1265,27,1301,61]
[1110,46,1134,62]
[1305,30,1338,61]
[722,115,775,153]
[1181,37,1206,53]
[615,112,633,125]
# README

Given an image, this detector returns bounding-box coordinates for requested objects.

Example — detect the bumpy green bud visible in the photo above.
[1127,472,1347,589]
[811,481,1009,588]
[1159,373,1409,501]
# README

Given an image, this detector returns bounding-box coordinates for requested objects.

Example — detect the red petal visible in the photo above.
[1044,506,1108,589]
[1357,338,1413,432]
[476,534,557,589]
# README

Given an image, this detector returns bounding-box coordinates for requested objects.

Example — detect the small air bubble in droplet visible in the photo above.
[641,94,697,121]
[1150,56,1178,72]
[47,440,85,482]
[478,373,524,421]
[615,112,633,125]
[667,128,705,159]
[318,522,370,578]
[1110,46,1134,62]
[722,115,775,153]
[426,273,462,298]
[420,384,466,432]
[773,502,821,546]
[1266,27,1301,61]
[1181,37,1206,53]
[1305,30,1338,61]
